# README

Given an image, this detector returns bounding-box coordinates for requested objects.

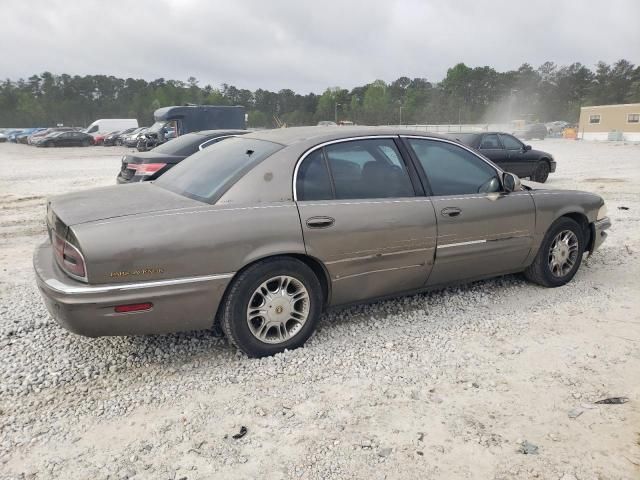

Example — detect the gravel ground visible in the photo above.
[0,140,639,479]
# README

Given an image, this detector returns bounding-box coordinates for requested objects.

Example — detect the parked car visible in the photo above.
[546,121,570,137]
[34,127,610,357]
[123,128,148,147]
[0,129,24,142]
[28,127,74,144]
[117,130,247,183]
[103,128,136,146]
[34,131,95,147]
[512,123,547,140]
[17,128,47,143]
[449,132,556,182]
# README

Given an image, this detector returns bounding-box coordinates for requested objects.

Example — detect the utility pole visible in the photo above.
[334,102,341,124]
[399,105,403,125]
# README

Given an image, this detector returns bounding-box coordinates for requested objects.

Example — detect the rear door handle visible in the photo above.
[441,207,462,217]
[306,216,335,229]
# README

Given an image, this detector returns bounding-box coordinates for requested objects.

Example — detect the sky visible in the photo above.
[1,0,639,93]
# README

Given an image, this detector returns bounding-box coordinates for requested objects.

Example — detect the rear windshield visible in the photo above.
[155,137,283,203]
[152,133,205,156]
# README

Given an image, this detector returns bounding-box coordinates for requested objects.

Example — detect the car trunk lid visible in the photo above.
[48,183,202,226]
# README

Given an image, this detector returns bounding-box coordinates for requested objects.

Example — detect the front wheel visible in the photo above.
[220,257,323,357]
[531,161,550,183]
[82,139,90,147]
[524,217,585,287]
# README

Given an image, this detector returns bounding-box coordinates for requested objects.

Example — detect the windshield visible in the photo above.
[148,121,165,133]
[152,133,205,156]
[155,137,283,203]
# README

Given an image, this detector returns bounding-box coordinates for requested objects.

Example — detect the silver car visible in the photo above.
[34,127,611,357]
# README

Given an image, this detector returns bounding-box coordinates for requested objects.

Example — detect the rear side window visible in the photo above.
[156,137,282,203]
[324,139,414,199]
[296,150,333,201]
[408,139,500,196]
[151,133,202,156]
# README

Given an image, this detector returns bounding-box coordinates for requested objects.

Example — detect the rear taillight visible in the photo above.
[133,163,167,176]
[52,232,87,280]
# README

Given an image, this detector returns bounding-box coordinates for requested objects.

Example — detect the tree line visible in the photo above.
[1,59,638,129]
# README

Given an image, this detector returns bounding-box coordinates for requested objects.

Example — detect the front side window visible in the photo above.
[408,139,500,196]
[323,139,414,199]
[499,134,523,150]
[156,137,282,203]
[628,113,639,123]
[479,134,502,149]
[296,150,333,201]
[589,114,601,124]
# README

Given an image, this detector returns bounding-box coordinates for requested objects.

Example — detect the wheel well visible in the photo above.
[539,157,551,166]
[561,212,592,248]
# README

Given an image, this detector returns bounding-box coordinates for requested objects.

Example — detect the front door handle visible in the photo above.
[441,207,462,217]
[306,216,335,229]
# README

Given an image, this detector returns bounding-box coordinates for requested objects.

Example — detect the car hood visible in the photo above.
[48,183,201,226]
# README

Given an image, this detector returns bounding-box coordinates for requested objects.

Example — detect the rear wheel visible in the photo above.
[46,140,54,148]
[531,161,550,183]
[524,217,585,287]
[220,257,323,357]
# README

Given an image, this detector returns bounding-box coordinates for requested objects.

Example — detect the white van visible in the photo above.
[85,119,138,137]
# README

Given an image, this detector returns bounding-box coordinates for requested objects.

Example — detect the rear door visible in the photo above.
[295,136,437,306]
[499,134,531,177]
[403,136,535,286]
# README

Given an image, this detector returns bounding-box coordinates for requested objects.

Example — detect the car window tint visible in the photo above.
[296,150,333,201]
[480,134,501,149]
[155,137,282,203]
[408,139,500,196]
[499,134,523,150]
[324,139,414,199]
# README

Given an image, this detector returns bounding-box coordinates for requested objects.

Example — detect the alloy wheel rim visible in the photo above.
[246,275,310,344]
[548,229,579,277]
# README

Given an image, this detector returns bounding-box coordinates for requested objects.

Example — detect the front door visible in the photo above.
[295,137,438,306]
[499,133,530,177]
[403,137,535,287]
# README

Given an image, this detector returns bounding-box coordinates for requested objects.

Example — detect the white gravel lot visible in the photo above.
[0,140,639,480]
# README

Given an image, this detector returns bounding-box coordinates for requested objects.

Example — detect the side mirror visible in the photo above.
[503,172,521,193]
[524,144,532,151]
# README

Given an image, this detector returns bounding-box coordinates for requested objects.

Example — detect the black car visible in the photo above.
[116,129,247,183]
[103,128,136,146]
[449,132,556,183]
[34,131,95,148]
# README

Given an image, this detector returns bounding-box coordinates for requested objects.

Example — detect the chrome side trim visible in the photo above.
[437,239,487,249]
[334,263,425,281]
[44,273,235,295]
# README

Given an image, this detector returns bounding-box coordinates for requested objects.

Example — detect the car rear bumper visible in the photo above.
[591,217,611,252]
[33,241,234,337]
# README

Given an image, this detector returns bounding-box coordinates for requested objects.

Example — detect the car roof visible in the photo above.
[242,126,452,146]
[191,129,248,137]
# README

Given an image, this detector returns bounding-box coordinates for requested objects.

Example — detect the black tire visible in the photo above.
[220,257,323,357]
[531,161,550,183]
[46,141,54,148]
[524,217,585,288]
[82,139,90,147]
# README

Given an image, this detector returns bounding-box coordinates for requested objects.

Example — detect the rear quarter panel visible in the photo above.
[72,202,305,284]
